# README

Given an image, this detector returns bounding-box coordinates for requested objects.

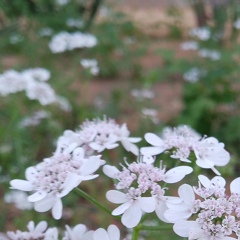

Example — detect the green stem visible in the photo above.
[141,225,173,231]
[132,224,141,240]
[74,187,112,215]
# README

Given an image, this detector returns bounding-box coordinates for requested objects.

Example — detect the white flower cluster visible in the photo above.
[166,175,240,240]
[198,48,221,61]
[234,18,240,29]
[4,222,123,240]
[49,32,97,53]
[183,67,206,83]
[189,27,211,41]
[181,41,199,51]
[131,88,155,100]
[80,59,99,76]
[19,110,50,127]
[9,117,140,220]
[55,116,141,156]
[10,145,103,219]
[104,159,192,228]
[141,125,230,175]
[6,221,58,240]
[0,68,56,106]
[66,18,84,28]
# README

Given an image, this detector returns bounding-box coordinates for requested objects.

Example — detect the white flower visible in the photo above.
[22,68,50,82]
[4,190,33,210]
[106,189,155,228]
[198,48,221,60]
[181,41,199,51]
[63,224,93,240]
[10,147,102,219]
[234,18,240,29]
[189,27,211,41]
[93,225,120,240]
[80,59,99,76]
[193,137,230,175]
[183,67,206,83]
[25,81,56,105]
[7,221,48,240]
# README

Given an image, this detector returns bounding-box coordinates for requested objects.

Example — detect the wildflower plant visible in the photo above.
[2,115,239,240]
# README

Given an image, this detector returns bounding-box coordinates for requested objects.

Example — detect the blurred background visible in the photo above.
[0,0,240,239]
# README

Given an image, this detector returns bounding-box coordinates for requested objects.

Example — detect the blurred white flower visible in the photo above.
[55,0,69,6]
[234,18,240,29]
[4,190,33,210]
[55,96,72,112]
[198,48,221,60]
[141,108,159,124]
[22,68,51,82]
[19,110,50,127]
[189,27,211,41]
[183,67,206,83]
[80,59,99,76]
[66,18,84,28]
[181,41,198,51]
[131,88,155,100]
[9,34,24,44]
[38,28,53,37]
[49,32,97,53]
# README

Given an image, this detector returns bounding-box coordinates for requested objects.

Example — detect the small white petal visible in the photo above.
[139,197,155,213]
[34,195,55,212]
[173,220,200,237]
[230,177,240,194]
[10,180,34,191]
[178,184,195,205]
[164,166,192,183]
[93,228,110,240]
[112,201,132,216]
[107,225,120,240]
[144,133,164,146]
[35,221,47,233]
[198,175,211,188]
[122,201,142,228]
[140,146,163,156]
[103,165,120,179]
[28,191,47,202]
[106,190,128,204]
[52,198,63,220]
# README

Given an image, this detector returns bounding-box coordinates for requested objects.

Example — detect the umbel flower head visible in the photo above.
[10,146,103,219]
[55,116,141,156]
[104,157,192,228]
[165,175,240,239]
[141,125,230,175]
[6,221,58,240]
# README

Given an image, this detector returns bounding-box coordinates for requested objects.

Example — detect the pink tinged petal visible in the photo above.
[106,190,128,204]
[93,229,110,240]
[178,184,195,205]
[35,221,47,233]
[28,191,47,202]
[173,220,200,237]
[122,201,142,228]
[163,166,193,183]
[139,197,155,213]
[140,146,164,156]
[103,165,120,179]
[52,198,63,220]
[112,201,132,216]
[230,177,240,194]
[107,225,120,240]
[34,195,55,212]
[10,179,34,191]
